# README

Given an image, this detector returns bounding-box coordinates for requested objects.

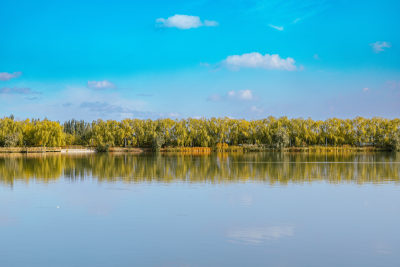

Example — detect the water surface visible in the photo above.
[0,152,399,267]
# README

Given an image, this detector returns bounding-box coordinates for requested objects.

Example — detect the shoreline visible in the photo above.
[0,146,392,154]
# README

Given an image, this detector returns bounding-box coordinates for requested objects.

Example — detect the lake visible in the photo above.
[0,152,399,267]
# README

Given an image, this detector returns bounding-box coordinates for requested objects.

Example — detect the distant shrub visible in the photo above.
[95,144,110,152]
[388,131,400,151]
[4,133,20,147]
[152,134,165,152]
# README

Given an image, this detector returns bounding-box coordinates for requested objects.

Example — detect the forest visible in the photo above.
[0,116,399,151]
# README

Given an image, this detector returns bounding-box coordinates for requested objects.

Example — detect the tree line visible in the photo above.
[0,116,399,150]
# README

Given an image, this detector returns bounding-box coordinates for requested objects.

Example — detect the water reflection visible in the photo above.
[0,152,399,186]
[227,225,295,245]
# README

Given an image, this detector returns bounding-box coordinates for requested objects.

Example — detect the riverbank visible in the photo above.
[0,147,94,153]
[61,148,95,153]
[0,147,62,153]
[0,145,392,154]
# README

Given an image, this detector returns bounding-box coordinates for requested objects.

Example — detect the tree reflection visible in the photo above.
[0,152,399,186]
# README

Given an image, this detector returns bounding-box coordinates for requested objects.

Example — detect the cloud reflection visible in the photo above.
[0,215,16,226]
[375,242,392,255]
[227,225,294,245]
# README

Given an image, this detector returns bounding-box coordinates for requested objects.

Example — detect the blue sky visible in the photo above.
[0,0,399,121]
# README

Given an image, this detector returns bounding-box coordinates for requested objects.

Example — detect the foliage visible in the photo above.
[1,116,400,151]
[152,134,165,152]
[95,144,110,153]
[0,117,64,147]
[4,133,20,147]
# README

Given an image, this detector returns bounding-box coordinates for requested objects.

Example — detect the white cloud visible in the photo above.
[204,20,219,27]
[293,18,302,24]
[56,86,151,120]
[0,85,154,121]
[250,105,264,114]
[0,72,22,81]
[207,94,222,102]
[0,87,38,95]
[268,24,284,31]
[200,62,211,67]
[166,112,180,118]
[227,90,236,98]
[363,87,369,92]
[249,0,329,26]
[228,89,254,100]
[224,52,297,71]
[156,14,218,29]
[79,101,152,118]
[371,41,391,53]
[87,80,116,90]
[209,90,255,102]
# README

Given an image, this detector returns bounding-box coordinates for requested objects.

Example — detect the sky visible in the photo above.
[0,0,399,121]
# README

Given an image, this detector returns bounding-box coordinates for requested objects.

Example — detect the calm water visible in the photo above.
[0,152,399,267]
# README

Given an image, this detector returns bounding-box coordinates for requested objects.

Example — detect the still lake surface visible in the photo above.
[0,152,399,267]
